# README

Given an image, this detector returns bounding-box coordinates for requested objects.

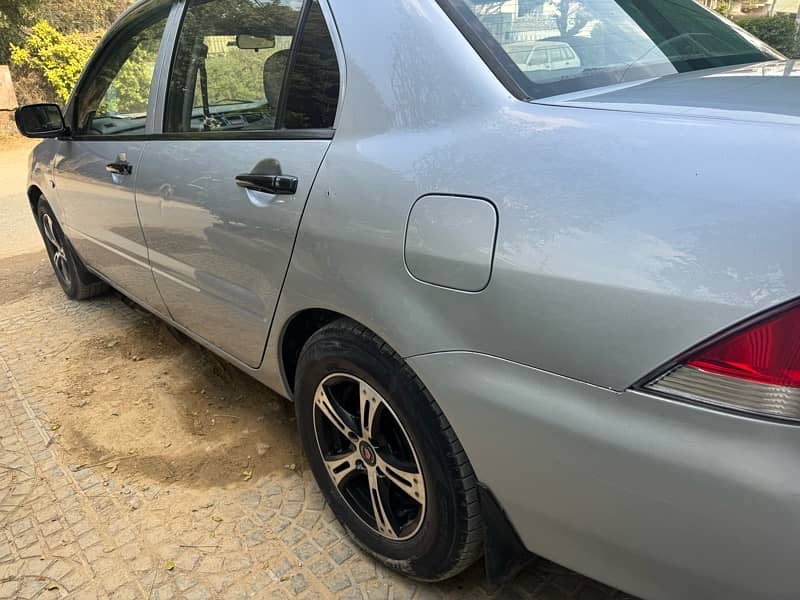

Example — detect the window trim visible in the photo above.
[274,0,313,130]
[148,0,187,137]
[316,0,346,129]
[280,0,341,131]
[69,129,335,142]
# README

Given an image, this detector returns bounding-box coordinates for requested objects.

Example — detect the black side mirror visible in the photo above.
[15,103,68,138]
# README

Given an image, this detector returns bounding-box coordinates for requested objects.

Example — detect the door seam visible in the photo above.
[256,139,335,368]
[132,140,175,320]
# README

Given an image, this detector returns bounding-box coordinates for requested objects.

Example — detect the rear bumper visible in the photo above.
[407,351,800,600]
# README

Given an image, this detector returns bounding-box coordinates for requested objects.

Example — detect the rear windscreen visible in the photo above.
[453,0,779,99]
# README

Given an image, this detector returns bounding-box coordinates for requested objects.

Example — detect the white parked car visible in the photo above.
[506,40,581,75]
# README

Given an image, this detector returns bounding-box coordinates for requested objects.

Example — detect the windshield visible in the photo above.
[459,0,780,98]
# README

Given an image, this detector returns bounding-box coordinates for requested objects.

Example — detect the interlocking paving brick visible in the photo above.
[329,541,355,565]
[9,517,33,536]
[110,582,140,600]
[184,583,213,600]
[362,579,390,600]
[290,573,310,596]
[308,556,335,578]
[349,558,376,583]
[324,571,353,593]
[337,588,365,600]
[273,556,295,578]
[294,540,321,562]
[0,579,21,598]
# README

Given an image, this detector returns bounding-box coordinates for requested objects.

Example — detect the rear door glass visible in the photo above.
[164,0,301,133]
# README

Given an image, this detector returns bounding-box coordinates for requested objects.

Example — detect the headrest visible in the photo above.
[263,50,290,107]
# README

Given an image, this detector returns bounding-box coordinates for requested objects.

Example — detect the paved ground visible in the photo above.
[0,137,633,599]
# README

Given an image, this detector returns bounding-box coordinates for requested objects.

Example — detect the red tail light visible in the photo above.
[645,301,800,421]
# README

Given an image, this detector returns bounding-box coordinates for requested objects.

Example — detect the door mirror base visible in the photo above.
[15,104,69,138]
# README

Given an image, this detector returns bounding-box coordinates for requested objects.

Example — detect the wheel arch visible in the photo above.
[278,308,415,398]
[279,308,347,395]
[27,185,44,216]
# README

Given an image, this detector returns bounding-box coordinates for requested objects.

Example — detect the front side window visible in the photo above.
[75,11,168,136]
[455,0,779,99]
[164,0,302,134]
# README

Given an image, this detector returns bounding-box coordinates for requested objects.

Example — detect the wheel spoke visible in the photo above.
[42,214,61,249]
[323,449,360,489]
[376,454,425,506]
[315,386,359,442]
[367,466,398,539]
[359,380,382,440]
[52,250,71,285]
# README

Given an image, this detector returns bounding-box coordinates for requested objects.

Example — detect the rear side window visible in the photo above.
[164,0,302,134]
[284,0,340,129]
[447,0,779,99]
[164,0,339,135]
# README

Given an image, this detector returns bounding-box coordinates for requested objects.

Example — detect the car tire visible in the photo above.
[36,198,108,301]
[295,318,483,581]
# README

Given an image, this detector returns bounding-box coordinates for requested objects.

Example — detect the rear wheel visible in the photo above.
[295,319,483,581]
[36,198,108,300]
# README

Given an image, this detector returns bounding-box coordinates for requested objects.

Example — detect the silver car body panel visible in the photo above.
[135,139,331,367]
[54,140,170,314]
[539,59,800,125]
[409,350,800,600]
[22,0,800,598]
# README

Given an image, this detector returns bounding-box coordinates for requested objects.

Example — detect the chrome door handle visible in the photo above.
[106,161,132,175]
[235,173,298,195]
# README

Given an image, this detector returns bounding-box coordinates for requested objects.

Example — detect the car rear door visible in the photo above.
[135,0,340,367]
[53,2,172,313]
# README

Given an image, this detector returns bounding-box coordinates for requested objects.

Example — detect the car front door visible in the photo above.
[136,0,340,367]
[54,4,172,313]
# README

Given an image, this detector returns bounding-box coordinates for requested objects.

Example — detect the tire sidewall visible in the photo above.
[296,329,465,579]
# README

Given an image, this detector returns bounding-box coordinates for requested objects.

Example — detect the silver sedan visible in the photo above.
[15,0,800,598]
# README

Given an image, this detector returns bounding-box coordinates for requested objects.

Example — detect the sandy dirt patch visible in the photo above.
[43,309,303,490]
[0,250,57,304]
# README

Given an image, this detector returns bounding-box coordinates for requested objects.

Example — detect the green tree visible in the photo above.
[0,0,41,63]
[9,21,100,102]
[737,15,799,57]
[36,0,129,34]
